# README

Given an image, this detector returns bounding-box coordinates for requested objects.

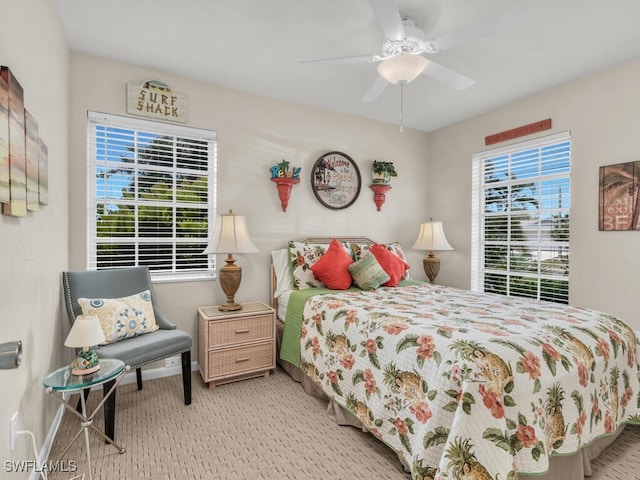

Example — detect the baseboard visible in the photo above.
[37,360,199,475]
[30,404,65,480]
[119,359,198,385]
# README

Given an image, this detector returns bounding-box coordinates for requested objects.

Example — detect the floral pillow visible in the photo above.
[350,242,411,280]
[78,290,159,345]
[288,240,351,289]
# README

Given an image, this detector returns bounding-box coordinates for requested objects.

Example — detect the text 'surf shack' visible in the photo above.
[127,80,187,124]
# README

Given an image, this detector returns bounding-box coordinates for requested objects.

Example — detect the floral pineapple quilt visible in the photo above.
[291,283,640,480]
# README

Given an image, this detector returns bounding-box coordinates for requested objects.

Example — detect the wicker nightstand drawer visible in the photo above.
[208,313,273,347]
[197,302,276,388]
[208,342,274,378]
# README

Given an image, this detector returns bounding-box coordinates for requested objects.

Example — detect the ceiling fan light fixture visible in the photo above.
[377,54,429,85]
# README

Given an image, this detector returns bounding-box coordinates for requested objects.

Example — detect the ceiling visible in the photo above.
[53,0,640,132]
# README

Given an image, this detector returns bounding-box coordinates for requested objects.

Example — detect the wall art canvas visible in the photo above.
[38,137,48,205]
[1,66,27,217]
[25,109,39,211]
[599,160,640,230]
[0,74,9,204]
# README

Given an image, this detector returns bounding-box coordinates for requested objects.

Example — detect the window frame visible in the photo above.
[471,131,571,303]
[86,111,217,282]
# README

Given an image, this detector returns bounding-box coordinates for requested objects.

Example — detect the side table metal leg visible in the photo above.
[80,391,93,480]
[76,388,90,413]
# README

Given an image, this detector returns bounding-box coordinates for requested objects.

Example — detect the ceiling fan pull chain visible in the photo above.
[400,82,404,132]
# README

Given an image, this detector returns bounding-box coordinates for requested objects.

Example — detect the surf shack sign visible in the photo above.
[127,80,187,123]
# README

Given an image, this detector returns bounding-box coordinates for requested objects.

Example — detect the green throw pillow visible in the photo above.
[348,253,390,290]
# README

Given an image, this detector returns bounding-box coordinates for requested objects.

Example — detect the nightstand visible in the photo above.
[198,302,276,388]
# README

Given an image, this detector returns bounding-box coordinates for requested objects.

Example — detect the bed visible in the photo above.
[271,237,640,480]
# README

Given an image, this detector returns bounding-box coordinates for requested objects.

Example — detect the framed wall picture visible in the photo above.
[311,151,361,210]
[599,160,640,230]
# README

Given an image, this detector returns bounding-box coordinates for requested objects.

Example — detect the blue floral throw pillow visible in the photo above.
[78,290,159,344]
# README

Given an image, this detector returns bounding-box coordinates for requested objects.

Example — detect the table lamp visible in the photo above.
[65,315,106,375]
[203,209,259,311]
[412,220,453,284]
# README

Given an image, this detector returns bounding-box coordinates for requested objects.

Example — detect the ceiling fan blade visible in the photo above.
[368,0,405,41]
[362,76,388,103]
[300,54,381,66]
[429,10,527,51]
[422,61,475,90]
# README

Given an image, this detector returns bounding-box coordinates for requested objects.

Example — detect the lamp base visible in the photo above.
[71,364,101,376]
[218,254,243,312]
[71,348,100,376]
[423,251,441,284]
[218,303,243,312]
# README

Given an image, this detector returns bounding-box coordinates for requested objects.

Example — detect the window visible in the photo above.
[87,112,216,281]
[471,132,570,303]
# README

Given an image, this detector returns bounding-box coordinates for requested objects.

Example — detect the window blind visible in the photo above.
[471,131,570,303]
[87,112,217,281]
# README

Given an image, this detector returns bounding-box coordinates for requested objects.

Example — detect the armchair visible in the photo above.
[62,266,192,440]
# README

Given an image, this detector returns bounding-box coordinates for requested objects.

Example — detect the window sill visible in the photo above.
[151,273,217,284]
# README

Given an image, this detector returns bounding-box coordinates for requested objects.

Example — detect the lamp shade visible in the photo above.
[412,221,453,252]
[65,315,105,348]
[202,210,258,255]
[377,54,429,84]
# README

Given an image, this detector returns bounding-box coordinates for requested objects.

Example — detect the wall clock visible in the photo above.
[311,151,361,210]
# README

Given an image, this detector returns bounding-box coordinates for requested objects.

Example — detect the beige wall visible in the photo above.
[67,53,431,363]
[4,3,640,471]
[0,0,70,475]
[429,58,640,330]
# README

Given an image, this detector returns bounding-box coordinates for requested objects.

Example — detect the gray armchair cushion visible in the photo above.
[94,329,192,368]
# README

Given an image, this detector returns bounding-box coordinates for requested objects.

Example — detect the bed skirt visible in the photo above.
[275,319,622,479]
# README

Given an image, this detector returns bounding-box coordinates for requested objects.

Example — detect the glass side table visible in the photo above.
[44,358,130,480]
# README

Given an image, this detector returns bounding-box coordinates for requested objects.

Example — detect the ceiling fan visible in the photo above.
[302,0,527,103]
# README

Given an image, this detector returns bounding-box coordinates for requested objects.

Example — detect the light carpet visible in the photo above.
[47,368,640,479]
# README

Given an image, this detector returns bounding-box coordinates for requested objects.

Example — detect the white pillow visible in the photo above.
[271,249,294,298]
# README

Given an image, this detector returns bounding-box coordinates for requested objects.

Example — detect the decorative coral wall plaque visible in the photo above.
[311,151,361,210]
[485,118,552,146]
[270,160,300,212]
[370,184,392,211]
[599,160,640,230]
[127,80,187,123]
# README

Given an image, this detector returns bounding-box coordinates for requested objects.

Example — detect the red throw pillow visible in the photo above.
[310,238,354,290]
[370,244,410,287]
